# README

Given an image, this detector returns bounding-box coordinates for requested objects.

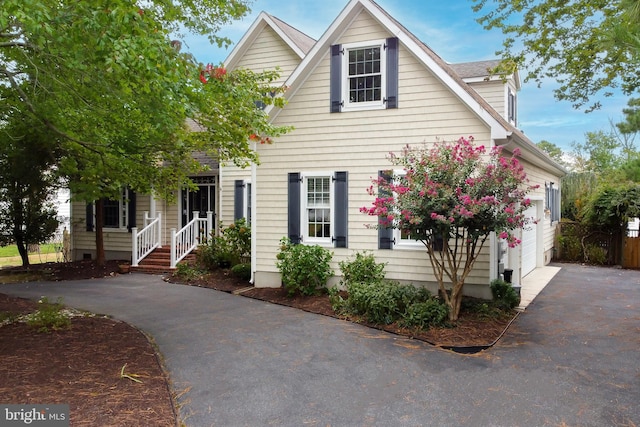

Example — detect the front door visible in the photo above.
[181,177,216,227]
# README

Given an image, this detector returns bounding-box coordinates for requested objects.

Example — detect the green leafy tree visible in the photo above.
[570,130,621,173]
[561,172,598,221]
[537,140,567,166]
[2,1,290,264]
[618,98,640,135]
[473,0,640,111]
[582,184,640,232]
[0,118,60,266]
[362,137,536,321]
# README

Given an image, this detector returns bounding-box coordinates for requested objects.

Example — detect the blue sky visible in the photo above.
[181,0,630,152]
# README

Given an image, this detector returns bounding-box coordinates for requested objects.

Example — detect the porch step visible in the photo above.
[130,247,196,274]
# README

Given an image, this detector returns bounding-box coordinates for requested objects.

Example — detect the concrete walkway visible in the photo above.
[519,265,561,309]
[1,264,638,426]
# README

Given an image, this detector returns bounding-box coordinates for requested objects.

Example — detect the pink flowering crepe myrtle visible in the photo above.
[361,136,538,321]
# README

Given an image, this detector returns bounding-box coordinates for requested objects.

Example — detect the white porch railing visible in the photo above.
[131,212,162,267]
[170,211,213,268]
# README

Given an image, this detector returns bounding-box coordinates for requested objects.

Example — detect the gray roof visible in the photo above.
[191,151,219,175]
[269,14,316,55]
[450,60,502,79]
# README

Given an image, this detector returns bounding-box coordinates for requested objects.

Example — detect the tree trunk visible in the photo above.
[16,239,30,267]
[95,199,105,266]
[448,283,464,322]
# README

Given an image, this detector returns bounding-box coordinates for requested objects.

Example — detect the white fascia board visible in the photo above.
[224,12,271,68]
[225,12,307,69]
[262,15,308,60]
[268,1,363,120]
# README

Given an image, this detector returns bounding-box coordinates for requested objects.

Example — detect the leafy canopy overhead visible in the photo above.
[2,0,291,264]
[1,0,289,202]
[473,0,640,111]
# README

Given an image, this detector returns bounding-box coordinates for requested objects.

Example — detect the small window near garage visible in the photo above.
[545,182,560,224]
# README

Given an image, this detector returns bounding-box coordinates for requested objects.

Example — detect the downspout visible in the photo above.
[250,141,257,285]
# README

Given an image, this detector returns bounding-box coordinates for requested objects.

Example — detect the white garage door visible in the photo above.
[521,205,537,277]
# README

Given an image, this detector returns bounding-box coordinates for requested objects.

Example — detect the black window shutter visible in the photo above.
[86,202,94,232]
[288,173,301,244]
[330,44,342,113]
[385,37,399,109]
[234,180,244,220]
[333,171,348,248]
[378,170,394,249]
[127,190,136,232]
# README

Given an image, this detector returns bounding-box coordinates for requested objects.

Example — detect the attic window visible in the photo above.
[508,88,517,125]
[348,46,382,103]
[330,38,398,113]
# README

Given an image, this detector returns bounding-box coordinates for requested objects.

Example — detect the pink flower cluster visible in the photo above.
[361,135,536,249]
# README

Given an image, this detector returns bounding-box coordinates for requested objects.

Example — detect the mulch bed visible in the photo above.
[0,262,177,427]
[167,269,518,348]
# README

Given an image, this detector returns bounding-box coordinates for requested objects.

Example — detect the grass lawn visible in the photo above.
[0,244,62,268]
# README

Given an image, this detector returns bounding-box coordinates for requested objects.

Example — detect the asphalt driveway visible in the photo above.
[1,263,638,426]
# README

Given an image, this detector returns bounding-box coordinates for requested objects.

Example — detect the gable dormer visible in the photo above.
[224,12,316,85]
[451,60,521,127]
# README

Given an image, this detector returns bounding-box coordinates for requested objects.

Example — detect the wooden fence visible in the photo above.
[623,236,640,269]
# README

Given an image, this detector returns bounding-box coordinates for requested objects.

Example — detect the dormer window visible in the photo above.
[508,88,517,125]
[346,43,383,106]
[330,38,398,112]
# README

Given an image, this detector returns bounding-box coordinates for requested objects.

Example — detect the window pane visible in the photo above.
[306,177,331,239]
[103,199,120,228]
[347,45,382,103]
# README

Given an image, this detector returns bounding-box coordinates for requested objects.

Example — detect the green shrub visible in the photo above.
[490,279,520,310]
[327,286,345,312]
[26,297,71,333]
[585,243,607,265]
[174,263,204,281]
[341,280,434,325]
[339,251,386,287]
[557,234,582,262]
[401,299,449,328]
[231,263,252,281]
[276,238,333,296]
[199,219,251,269]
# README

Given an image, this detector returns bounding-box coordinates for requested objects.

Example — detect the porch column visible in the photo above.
[131,227,138,266]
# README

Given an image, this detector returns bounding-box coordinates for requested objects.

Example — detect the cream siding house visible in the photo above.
[221,0,565,298]
[69,0,564,293]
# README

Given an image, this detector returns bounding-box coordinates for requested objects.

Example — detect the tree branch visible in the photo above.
[0,41,28,48]
[1,67,103,156]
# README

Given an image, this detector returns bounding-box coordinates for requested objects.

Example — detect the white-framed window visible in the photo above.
[288,171,348,248]
[234,179,251,224]
[545,182,560,224]
[388,170,423,249]
[342,40,387,111]
[394,227,424,249]
[508,87,517,125]
[87,187,135,232]
[303,173,333,245]
[103,187,130,229]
